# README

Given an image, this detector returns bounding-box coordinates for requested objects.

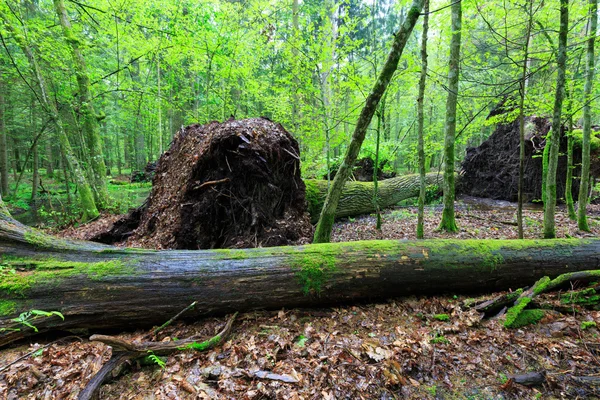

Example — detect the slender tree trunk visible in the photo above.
[565,121,575,219]
[31,141,39,203]
[578,0,597,232]
[292,0,300,132]
[417,0,429,239]
[313,0,423,243]
[543,0,568,239]
[0,78,7,197]
[45,140,54,178]
[53,0,109,208]
[373,106,382,230]
[438,0,461,232]
[157,57,163,156]
[564,52,583,221]
[31,96,39,205]
[517,3,533,239]
[0,9,99,220]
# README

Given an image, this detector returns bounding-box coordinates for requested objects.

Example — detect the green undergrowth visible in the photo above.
[0,256,134,298]
[581,321,597,330]
[433,313,450,321]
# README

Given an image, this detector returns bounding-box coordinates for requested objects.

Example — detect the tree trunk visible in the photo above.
[0,79,7,197]
[45,139,54,179]
[439,0,461,233]
[518,2,533,239]
[305,172,442,223]
[417,0,429,239]
[1,211,599,347]
[577,0,597,232]
[313,0,423,243]
[543,0,568,239]
[53,0,109,208]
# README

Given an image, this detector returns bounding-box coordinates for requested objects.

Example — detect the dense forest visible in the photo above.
[2,0,600,398]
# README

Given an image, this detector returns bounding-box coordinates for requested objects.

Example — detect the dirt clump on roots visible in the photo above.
[460,116,600,203]
[93,117,312,249]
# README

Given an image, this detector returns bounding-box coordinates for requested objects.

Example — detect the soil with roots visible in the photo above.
[91,118,312,249]
[460,116,600,203]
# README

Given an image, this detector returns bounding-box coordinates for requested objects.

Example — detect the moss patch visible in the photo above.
[561,287,600,306]
[304,179,325,221]
[213,249,250,260]
[0,300,17,317]
[290,251,337,295]
[506,309,545,329]
[581,321,597,330]
[504,297,532,328]
[0,257,134,297]
[433,313,450,321]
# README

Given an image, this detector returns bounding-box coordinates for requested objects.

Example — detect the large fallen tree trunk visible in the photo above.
[304,172,443,223]
[1,215,599,346]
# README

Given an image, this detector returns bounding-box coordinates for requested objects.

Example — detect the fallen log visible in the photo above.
[304,172,443,223]
[2,214,600,346]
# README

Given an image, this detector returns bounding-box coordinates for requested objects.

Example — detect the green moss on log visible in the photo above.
[178,334,222,351]
[561,288,600,306]
[506,309,545,328]
[290,250,337,295]
[504,297,532,328]
[0,300,17,317]
[0,256,132,297]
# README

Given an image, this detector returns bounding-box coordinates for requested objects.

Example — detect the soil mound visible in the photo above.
[460,116,599,202]
[95,118,312,249]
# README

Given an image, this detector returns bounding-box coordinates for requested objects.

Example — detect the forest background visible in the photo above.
[0,0,597,233]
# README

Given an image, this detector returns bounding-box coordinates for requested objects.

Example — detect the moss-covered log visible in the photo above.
[305,172,443,223]
[2,217,600,346]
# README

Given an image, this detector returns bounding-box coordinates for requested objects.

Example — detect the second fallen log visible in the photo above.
[304,172,443,223]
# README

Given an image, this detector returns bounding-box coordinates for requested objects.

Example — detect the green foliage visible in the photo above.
[0,309,64,333]
[0,0,595,227]
[146,351,166,369]
[581,321,597,330]
[430,332,450,344]
[433,313,450,321]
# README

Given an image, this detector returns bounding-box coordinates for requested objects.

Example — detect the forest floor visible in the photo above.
[2,198,600,399]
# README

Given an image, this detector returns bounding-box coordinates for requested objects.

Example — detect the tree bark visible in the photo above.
[439,0,461,232]
[0,79,7,197]
[517,2,533,239]
[417,0,429,239]
[305,172,442,223]
[577,0,597,232]
[313,0,423,243]
[543,0,568,238]
[1,210,600,347]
